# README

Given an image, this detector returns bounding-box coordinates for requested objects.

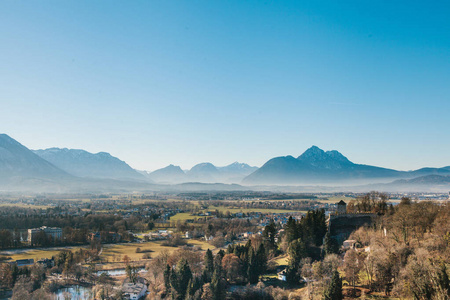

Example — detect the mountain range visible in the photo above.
[33,148,145,180]
[0,134,258,191]
[145,162,258,184]
[243,146,450,185]
[0,134,71,181]
[1,134,450,192]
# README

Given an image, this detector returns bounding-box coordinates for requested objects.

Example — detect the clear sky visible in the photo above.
[1,1,449,171]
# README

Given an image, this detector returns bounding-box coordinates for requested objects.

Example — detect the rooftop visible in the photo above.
[122,282,146,294]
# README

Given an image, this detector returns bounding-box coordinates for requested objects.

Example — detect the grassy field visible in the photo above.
[0,203,51,209]
[170,212,203,222]
[100,239,215,262]
[1,239,215,264]
[206,205,306,214]
[272,255,289,266]
[100,242,175,262]
[168,206,306,223]
[1,246,89,261]
[241,198,312,202]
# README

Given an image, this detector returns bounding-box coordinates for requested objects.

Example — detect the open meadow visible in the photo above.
[0,245,88,262]
[100,239,214,263]
[1,239,215,267]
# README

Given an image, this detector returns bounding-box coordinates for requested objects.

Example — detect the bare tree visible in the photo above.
[344,249,362,296]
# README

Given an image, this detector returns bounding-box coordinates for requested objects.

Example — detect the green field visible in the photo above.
[242,198,312,202]
[2,239,215,264]
[168,206,305,223]
[101,239,214,262]
[170,212,204,222]
[0,203,51,209]
[273,255,289,266]
[1,246,88,262]
[206,205,306,214]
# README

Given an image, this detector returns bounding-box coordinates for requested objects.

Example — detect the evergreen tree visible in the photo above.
[185,277,202,300]
[238,245,249,281]
[323,232,339,256]
[217,249,225,261]
[247,245,259,284]
[175,259,193,300]
[324,270,343,300]
[285,216,298,243]
[300,209,327,246]
[204,249,214,282]
[256,243,267,277]
[164,265,171,292]
[263,219,277,250]
[170,266,179,299]
[214,252,224,276]
[286,238,307,284]
[210,268,226,300]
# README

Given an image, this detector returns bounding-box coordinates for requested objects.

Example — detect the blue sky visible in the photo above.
[1,1,449,171]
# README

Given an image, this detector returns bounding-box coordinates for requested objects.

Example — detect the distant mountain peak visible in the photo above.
[224,161,252,169]
[157,164,185,173]
[33,147,144,180]
[166,164,180,169]
[244,146,361,184]
[97,151,113,157]
[0,133,22,146]
[189,162,218,172]
[0,134,70,181]
[298,146,326,160]
[297,146,352,165]
[146,164,186,183]
[307,145,322,152]
[325,150,351,163]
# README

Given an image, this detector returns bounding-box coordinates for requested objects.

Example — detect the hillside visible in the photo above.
[146,164,187,183]
[0,134,70,181]
[149,162,258,184]
[243,146,400,185]
[33,148,145,180]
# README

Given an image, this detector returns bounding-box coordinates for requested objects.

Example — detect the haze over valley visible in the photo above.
[1,133,450,193]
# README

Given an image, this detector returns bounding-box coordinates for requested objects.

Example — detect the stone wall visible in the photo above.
[328,213,376,244]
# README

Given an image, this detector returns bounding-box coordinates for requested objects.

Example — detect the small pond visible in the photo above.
[55,285,93,300]
[96,267,146,276]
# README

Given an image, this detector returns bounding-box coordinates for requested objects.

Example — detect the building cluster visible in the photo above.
[144,230,173,241]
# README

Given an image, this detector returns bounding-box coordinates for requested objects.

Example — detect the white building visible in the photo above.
[277,270,287,281]
[28,226,62,244]
[123,278,147,300]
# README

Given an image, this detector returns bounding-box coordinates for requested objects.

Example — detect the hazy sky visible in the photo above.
[1,1,449,171]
